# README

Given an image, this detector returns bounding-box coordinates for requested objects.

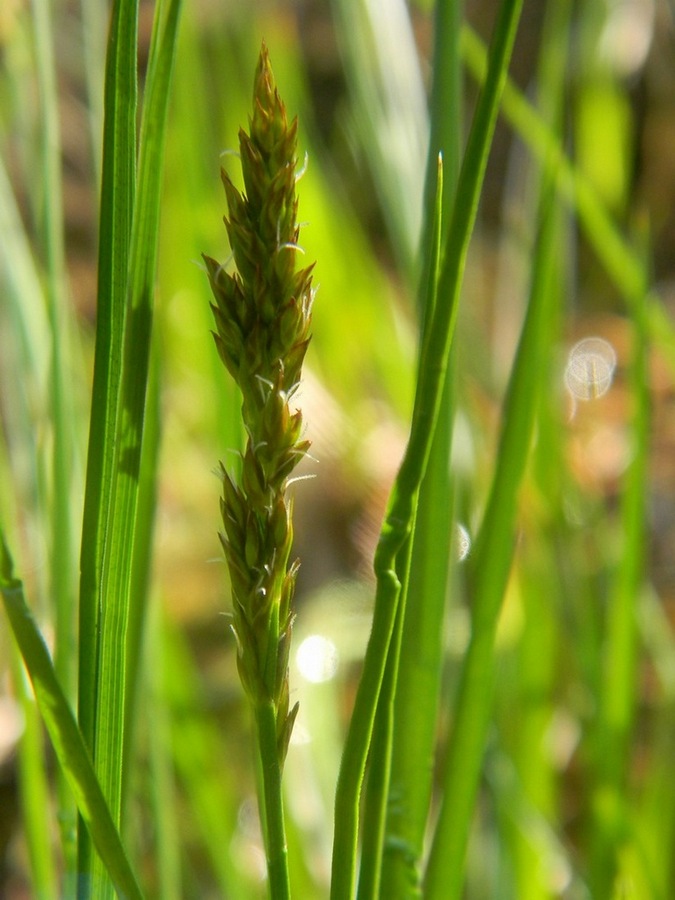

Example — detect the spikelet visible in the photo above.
[204,44,313,765]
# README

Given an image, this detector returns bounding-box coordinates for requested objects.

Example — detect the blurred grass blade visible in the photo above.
[461,23,675,368]
[424,118,560,900]
[0,533,143,900]
[10,647,58,898]
[329,0,428,276]
[159,615,245,897]
[590,232,650,895]
[31,0,79,871]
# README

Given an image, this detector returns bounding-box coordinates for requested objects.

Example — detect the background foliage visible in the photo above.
[2,0,675,897]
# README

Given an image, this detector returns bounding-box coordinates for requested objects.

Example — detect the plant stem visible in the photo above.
[256,701,292,900]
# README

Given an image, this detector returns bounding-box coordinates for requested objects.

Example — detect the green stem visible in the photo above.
[357,531,415,900]
[331,503,414,900]
[255,701,291,900]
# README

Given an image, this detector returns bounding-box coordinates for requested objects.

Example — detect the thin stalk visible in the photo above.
[357,531,415,900]
[590,232,650,895]
[378,0,463,892]
[256,701,292,900]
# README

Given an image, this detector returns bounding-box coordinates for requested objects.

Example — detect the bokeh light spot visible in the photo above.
[455,523,471,562]
[296,634,339,683]
[564,337,617,401]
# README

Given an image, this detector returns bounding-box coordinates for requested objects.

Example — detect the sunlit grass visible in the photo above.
[1,0,674,897]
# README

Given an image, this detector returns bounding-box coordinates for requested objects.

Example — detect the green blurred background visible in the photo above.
[2,0,675,896]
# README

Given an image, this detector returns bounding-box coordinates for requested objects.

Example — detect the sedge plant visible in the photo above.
[203,44,314,900]
[3,1,675,898]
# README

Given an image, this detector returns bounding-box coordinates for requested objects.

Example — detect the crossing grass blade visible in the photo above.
[10,647,58,899]
[0,532,143,900]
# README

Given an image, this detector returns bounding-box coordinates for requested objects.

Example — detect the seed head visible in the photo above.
[204,43,314,765]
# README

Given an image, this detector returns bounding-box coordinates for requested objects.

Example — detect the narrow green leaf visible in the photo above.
[79,0,183,892]
[360,156,446,899]
[0,534,143,900]
[31,0,79,871]
[379,0,464,888]
[78,0,138,769]
[11,650,58,899]
[78,0,138,885]
[590,232,650,895]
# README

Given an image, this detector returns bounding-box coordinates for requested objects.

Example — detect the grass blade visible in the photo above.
[31,0,79,872]
[378,1,464,891]
[78,0,138,768]
[590,233,650,895]
[11,648,58,898]
[0,533,143,900]
[119,0,184,781]
[78,0,182,891]
[358,154,445,899]
[78,0,138,886]
[329,0,428,277]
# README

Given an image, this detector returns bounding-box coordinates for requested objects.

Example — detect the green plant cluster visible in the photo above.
[2,0,675,898]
